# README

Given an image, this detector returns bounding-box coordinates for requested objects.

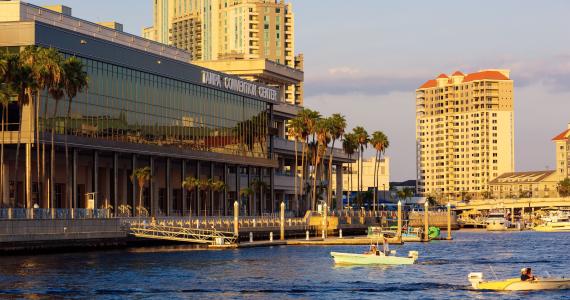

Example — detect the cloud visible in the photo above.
[305,70,428,97]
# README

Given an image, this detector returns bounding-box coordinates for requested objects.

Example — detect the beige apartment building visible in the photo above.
[416,70,515,202]
[553,123,570,179]
[332,157,390,194]
[143,0,303,105]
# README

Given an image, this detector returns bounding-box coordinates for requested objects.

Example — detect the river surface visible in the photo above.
[0,231,569,299]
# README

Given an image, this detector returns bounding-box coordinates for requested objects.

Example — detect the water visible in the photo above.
[0,231,569,299]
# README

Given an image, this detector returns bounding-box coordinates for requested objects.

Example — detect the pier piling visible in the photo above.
[447,202,452,240]
[280,202,285,240]
[424,201,429,242]
[397,201,402,238]
[233,201,239,237]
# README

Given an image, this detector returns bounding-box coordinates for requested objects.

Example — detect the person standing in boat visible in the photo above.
[382,237,390,255]
[521,268,536,281]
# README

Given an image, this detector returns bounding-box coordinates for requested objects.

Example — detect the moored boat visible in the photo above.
[468,272,570,291]
[534,211,570,232]
[486,210,509,231]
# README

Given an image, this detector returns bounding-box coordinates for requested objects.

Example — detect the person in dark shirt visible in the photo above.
[521,268,536,281]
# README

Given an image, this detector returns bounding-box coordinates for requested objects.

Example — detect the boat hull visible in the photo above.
[533,222,570,232]
[486,222,507,231]
[476,278,570,291]
[330,252,416,265]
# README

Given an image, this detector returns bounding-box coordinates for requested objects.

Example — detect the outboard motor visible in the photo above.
[468,272,484,289]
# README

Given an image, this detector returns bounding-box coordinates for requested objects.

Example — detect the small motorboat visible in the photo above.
[331,249,419,265]
[468,272,570,291]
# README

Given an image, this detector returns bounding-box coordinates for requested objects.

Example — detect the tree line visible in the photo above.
[0,46,88,208]
[287,108,389,213]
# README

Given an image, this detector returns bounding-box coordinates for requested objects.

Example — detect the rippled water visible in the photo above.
[0,231,569,299]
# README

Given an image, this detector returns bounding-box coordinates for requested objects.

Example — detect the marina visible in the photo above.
[0,231,569,299]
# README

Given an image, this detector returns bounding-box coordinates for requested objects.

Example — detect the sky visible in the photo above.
[27,0,570,181]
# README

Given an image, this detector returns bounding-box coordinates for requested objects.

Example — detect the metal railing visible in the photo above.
[129,221,237,245]
[0,208,112,220]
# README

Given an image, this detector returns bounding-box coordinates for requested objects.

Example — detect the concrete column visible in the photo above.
[270,167,275,214]
[131,154,136,216]
[236,165,240,212]
[280,201,285,240]
[447,202,452,240]
[72,148,77,209]
[247,166,252,215]
[233,200,239,237]
[424,201,429,242]
[397,201,402,238]
[210,162,214,216]
[336,164,343,211]
[150,157,155,217]
[25,143,32,208]
[223,164,228,216]
[194,161,200,215]
[181,160,187,216]
[93,151,99,209]
[113,153,118,216]
[166,158,171,216]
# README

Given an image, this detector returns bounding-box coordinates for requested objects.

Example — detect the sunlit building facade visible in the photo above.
[0,1,279,216]
[143,0,304,106]
[416,70,515,202]
[553,123,570,179]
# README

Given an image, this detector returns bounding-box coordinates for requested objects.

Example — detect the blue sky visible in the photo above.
[28,0,570,180]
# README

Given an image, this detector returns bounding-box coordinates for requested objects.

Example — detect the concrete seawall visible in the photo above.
[0,219,127,253]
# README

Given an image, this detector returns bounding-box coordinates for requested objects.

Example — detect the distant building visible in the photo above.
[390,180,417,192]
[489,171,560,199]
[553,123,570,179]
[416,70,514,202]
[144,0,303,106]
[332,157,390,194]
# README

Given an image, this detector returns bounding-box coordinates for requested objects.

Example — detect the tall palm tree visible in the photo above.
[370,131,389,211]
[197,178,211,216]
[130,166,151,216]
[352,126,369,206]
[61,57,88,208]
[326,114,346,208]
[312,118,330,210]
[287,117,304,214]
[21,46,62,208]
[9,54,33,208]
[0,69,13,206]
[342,133,358,208]
[239,187,254,216]
[182,176,199,215]
[48,82,64,209]
[250,177,268,216]
[210,178,227,216]
[297,108,320,211]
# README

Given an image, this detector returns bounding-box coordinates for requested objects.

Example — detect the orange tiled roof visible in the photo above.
[418,70,510,89]
[463,70,509,82]
[552,129,570,141]
[418,79,437,89]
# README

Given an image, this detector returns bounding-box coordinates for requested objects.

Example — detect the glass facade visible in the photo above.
[40,55,270,159]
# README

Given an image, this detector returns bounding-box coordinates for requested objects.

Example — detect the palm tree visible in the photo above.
[0,77,12,207]
[250,177,268,215]
[297,108,320,211]
[182,176,199,215]
[287,117,304,214]
[198,178,211,216]
[130,166,151,216]
[210,178,227,216]
[342,133,358,208]
[370,131,389,211]
[312,118,330,210]
[7,55,33,208]
[352,126,369,206]
[239,187,254,215]
[61,57,88,208]
[21,46,63,208]
[48,81,64,208]
[326,114,346,209]
[403,187,415,204]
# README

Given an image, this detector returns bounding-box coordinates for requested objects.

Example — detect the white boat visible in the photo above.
[468,272,570,291]
[331,250,419,265]
[486,210,509,231]
[534,213,570,232]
